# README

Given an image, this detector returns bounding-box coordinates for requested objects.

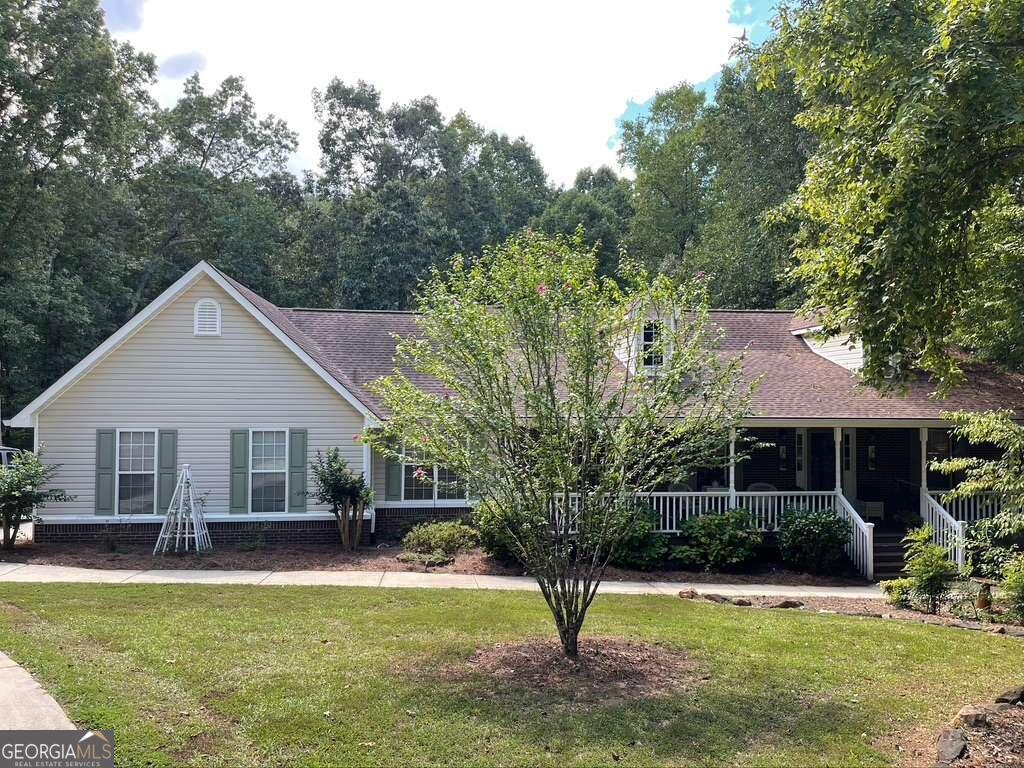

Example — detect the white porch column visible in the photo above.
[728,428,737,508]
[833,426,842,493]
[919,426,929,493]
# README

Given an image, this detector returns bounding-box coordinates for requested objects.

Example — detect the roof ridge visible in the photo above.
[286,307,420,315]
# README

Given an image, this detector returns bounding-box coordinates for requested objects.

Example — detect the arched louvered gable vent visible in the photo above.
[193,298,221,336]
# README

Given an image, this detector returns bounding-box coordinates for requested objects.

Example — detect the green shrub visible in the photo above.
[472,500,521,564]
[397,551,453,567]
[402,521,478,556]
[670,508,762,572]
[1000,555,1024,618]
[902,526,959,614]
[880,578,914,608]
[609,506,669,570]
[778,507,850,574]
[964,517,1024,579]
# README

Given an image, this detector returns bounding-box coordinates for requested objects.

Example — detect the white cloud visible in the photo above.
[111,0,741,186]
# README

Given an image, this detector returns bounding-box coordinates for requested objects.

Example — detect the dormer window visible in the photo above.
[193,298,221,336]
[642,321,663,367]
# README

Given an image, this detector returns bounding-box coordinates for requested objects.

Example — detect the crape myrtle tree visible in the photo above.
[309,448,373,550]
[365,231,751,658]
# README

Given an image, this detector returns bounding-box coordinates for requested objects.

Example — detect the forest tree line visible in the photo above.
[3,0,1022,434]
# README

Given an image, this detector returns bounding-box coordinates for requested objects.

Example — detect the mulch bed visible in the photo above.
[1,542,866,585]
[434,636,704,702]
[954,704,1024,767]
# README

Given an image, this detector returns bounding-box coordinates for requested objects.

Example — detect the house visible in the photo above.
[10,261,1023,578]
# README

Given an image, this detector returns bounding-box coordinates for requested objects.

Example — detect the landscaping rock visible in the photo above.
[989,625,1006,634]
[770,599,804,609]
[703,593,730,604]
[995,685,1024,705]
[934,728,967,765]
[677,589,698,600]
[730,598,752,607]
[951,703,1010,728]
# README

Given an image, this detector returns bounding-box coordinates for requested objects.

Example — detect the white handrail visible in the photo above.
[834,491,874,581]
[920,490,966,569]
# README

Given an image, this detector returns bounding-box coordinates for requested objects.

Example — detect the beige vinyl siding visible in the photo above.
[372,449,388,501]
[803,332,864,372]
[36,275,364,518]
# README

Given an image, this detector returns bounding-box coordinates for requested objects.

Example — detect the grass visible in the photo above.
[0,585,1021,767]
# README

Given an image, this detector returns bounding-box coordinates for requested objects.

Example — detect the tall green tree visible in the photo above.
[619,83,709,272]
[691,48,812,308]
[0,0,156,436]
[764,0,1024,387]
[534,166,634,276]
[310,80,552,309]
[127,73,299,313]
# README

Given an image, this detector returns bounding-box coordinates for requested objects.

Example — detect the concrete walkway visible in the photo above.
[0,563,883,598]
[0,651,74,730]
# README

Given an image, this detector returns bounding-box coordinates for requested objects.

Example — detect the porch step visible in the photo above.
[872,535,907,579]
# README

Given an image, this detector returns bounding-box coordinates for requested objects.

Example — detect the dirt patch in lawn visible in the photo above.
[3,542,866,585]
[432,636,704,703]
[737,596,1024,633]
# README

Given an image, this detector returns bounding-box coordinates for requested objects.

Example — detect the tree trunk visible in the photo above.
[540,576,590,659]
[352,501,364,549]
[1,516,13,550]
[558,621,581,659]
[339,501,352,550]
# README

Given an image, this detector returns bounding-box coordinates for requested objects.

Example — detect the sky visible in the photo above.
[101,0,776,187]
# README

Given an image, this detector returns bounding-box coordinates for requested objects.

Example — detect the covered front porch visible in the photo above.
[645,423,1002,580]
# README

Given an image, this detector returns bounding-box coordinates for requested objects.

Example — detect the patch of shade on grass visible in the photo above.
[0,584,1020,767]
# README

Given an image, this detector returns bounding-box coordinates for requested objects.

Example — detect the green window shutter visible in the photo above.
[288,429,307,513]
[95,429,116,515]
[157,430,178,514]
[229,430,249,514]
[384,456,402,501]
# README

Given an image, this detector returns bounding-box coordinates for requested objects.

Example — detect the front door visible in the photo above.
[808,430,835,491]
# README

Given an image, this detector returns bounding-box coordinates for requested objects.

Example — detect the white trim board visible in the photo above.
[10,261,376,428]
[33,511,373,524]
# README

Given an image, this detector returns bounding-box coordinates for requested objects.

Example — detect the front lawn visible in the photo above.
[0,585,1020,767]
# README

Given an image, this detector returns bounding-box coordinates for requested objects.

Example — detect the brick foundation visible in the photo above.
[371,507,471,540]
[33,507,473,547]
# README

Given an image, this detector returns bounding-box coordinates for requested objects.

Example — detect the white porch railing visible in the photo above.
[645,490,837,534]
[736,491,838,533]
[920,489,966,569]
[646,490,872,579]
[933,491,1002,523]
[551,490,875,579]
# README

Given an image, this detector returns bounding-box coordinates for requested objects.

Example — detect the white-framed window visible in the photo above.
[641,321,663,367]
[117,429,157,515]
[250,429,288,513]
[399,448,467,502]
[193,297,222,336]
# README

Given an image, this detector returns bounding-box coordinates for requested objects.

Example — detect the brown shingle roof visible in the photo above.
[219,272,1024,421]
